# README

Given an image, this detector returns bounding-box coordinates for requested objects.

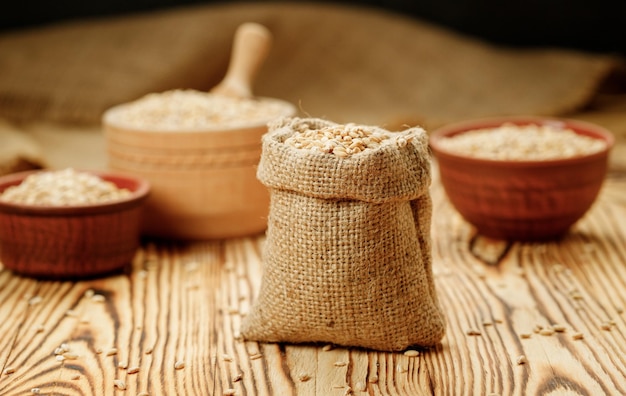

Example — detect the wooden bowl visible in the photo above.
[0,169,150,279]
[429,116,614,241]
[103,98,296,240]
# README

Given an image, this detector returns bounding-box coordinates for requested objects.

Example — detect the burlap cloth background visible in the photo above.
[0,1,625,173]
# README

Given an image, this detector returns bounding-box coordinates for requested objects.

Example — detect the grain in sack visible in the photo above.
[241,117,446,351]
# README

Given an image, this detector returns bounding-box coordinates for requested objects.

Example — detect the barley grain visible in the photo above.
[572,332,584,340]
[91,294,106,303]
[0,168,131,206]
[284,123,392,157]
[3,367,15,375]
[436,123,607,161]
[127,367,140,374]
[404,350,419,357]
[114,379,126,390]
[112,90,292,130]
[174,360,185,370]
[31,388,41,394]
[516,355,527,365]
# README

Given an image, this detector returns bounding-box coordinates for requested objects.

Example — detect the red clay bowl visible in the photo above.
[429,117,614,241]
[0,169,150,279]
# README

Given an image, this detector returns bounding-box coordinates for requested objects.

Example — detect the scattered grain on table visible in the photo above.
[91,294,106,303]
[3,367,15,375]
[113,379,126,390]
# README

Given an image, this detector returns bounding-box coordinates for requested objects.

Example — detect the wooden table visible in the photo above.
[1,166,625,396]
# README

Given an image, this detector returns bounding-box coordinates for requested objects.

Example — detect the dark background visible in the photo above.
[2,0,626,56]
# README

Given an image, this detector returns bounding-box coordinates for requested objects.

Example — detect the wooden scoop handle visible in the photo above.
[211,22,272,98]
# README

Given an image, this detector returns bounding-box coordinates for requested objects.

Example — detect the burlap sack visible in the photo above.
[0,2,619,128]
[240,117,445,351]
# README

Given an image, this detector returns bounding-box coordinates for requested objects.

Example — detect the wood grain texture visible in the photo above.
[1,170,625,396]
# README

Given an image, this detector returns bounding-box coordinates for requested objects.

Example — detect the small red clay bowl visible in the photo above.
[0,170,150,279]
[429,117,614,241]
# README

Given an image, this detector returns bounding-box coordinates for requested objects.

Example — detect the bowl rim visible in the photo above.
[429,116,615,168]
[0,169,150,216]
[102,96,297,134]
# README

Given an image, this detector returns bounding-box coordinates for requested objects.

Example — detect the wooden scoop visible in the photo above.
[211,22,272,98]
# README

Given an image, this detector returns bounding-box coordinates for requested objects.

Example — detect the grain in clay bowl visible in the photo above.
[0,168,150,279]
[103,23,296,240]
[429,116,614,241]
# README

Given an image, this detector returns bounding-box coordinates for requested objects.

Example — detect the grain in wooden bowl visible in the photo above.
[429,116,614,241]
[103,89,296,240]
[0,168,150,279]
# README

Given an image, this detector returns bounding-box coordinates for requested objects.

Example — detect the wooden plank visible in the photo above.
[0,173,625,395]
